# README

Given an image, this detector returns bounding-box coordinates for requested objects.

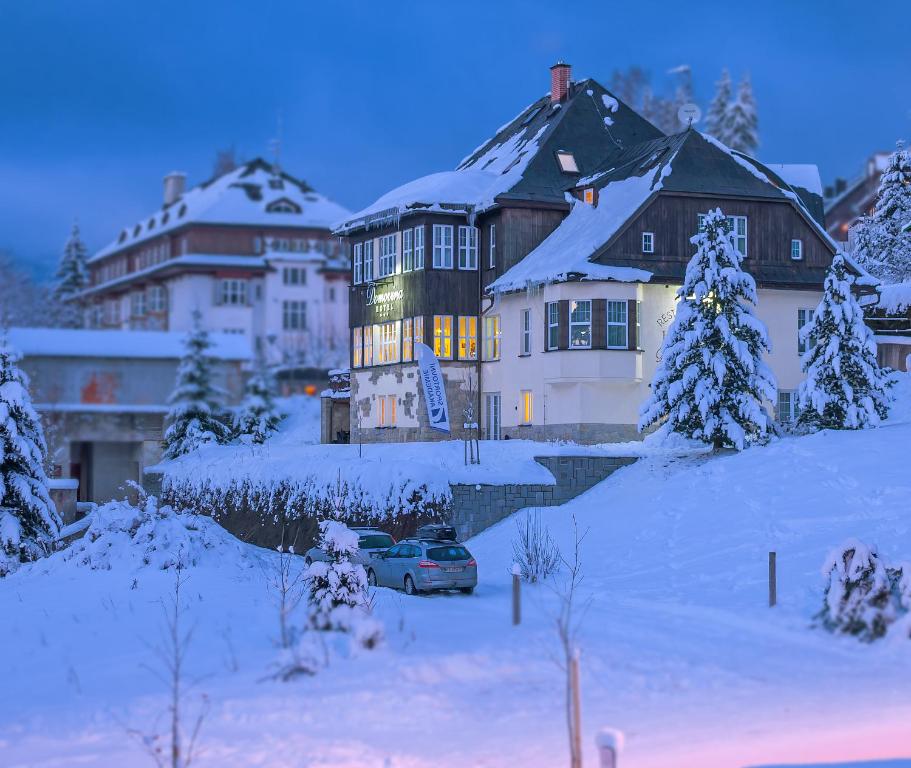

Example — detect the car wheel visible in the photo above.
[367,569,377,587]
[404,574,417,595]
[459,587,474,595]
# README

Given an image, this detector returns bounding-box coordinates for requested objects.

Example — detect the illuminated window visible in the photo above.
[547,301,559,350]
[458,316,478,360]
[414,226,425,269]
[432,225,453,269]
[791,239,803,260]
[642,232,654,254]
[569,300,591,348]
[379,234,397,277]
[364,324,374,366]
[556,151,579,173]
[433,315,453,359]
[352,327,363,368]
[583,188,595,205]
[377,321,400,364]
[378,395,397,427]
[363,240,374,282]
[521,308,532,355]
[607,300,628,348]
[483,315,501,361]
[402,229,413,272]
[521,390,533,424]
[402,318,413,362]
[414,315,424,347]
[458,226,478,270]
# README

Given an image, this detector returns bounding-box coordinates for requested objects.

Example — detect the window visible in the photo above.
[778,390,799,423]
[569,300,592,348]
[380,234,397,277]
[402,318,413,362]
[489,224,496,269]
[798,308,815,356]
[433,315,453,359]
[402,229,413,272]
[547,301,559,350]
[414,315,424,347]
[791,239,803,261]
[556,151,579,173]
[377,321,401,364]
[363,324,374,366]
[484,393,501,440]
[414,226,425,269]
[266,198,301,213]
[148,285,167,312]
[458,226,478,270]
[282,267,306,285]
[521,309,532,355]
[583,187,595,205]
[607,300,628,348]
[353,243,363,285]
[698,214,748,257]
[131,291,146,317]
[363,240,374,282]
[483,315,501,361]
[328,286,335,302]
[642,232,654,254]
[521,390,533,424]
[432,224,453,269]
[458,316,478,360]
[220,279,247,306]
[378,395,397,428]
[352,327,363,368]
[282,300,307,330]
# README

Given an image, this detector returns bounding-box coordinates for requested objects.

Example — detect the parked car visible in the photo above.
[304,527,396,566]
[415,523,458,541]
[367,538,477,595]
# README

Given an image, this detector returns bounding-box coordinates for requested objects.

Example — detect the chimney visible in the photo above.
[550,61,572,103]
[835,178,847,195]
[163,171,187,206]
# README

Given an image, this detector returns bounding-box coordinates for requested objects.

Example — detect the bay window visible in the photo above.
[433,315,453,359]
[569,300,591,348]
[402,229,413,272]
[414,226,425,269]
[402,318,413,362]
[354,242,363,284]
[363,324,374,366]
[458,316,478,359]
[414,315,424,347]
[363,240,374,282]
[607,300,628,348]
[376,320,401,365]
[432,224,453,269]
[547,301,559,350]
[352,327,363,368]
[458,226,478,270]
[379,234,397,277]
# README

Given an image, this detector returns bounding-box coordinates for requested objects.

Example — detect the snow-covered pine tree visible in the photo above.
[724,74,759,155]
[705,68,732,140]
[797,252,892,430]
[306,520,371,633]
[851,142,911,282]
[233,355,281,444]
[639,208,776,450]
[53,222,89,328]
[0,339,61,576]
[162,312,231,460]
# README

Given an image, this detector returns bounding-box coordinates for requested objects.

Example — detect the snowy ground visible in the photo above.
[3,384,911,767]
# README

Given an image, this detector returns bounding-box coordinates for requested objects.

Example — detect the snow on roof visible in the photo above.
[336,125,548,233]
[5,327,251,361]
[875,282,911,314]
[91,159,351,263]
[764,163,823,196]
[488,162,669,293]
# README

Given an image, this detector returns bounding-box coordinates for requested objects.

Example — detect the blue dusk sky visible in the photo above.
[1,0,908,278]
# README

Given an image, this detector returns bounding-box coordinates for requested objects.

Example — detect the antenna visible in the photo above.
[269,110,283,175]
[677,103,702,129]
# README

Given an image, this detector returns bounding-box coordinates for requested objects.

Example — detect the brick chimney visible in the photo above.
[550,61,572,103]
[163,171,187,206]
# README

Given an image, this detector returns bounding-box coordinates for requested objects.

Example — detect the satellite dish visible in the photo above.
[677,103,702,128]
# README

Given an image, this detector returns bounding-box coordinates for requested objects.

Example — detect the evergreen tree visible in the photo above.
[306,520,369,632]
[797,253,892,430]
[233,355,281,443]
[0,338,61,576]
[53,222,89,328]
[851,142,911,282]
[724,74,759,155]
[705,68,732,140]
[162,312,231,460]
[639,208,776,450]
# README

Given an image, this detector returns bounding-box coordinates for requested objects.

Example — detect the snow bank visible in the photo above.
[876,282,911,314]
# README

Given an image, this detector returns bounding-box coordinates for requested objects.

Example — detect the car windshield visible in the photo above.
[427,546,471,562]
[359,534,395,549]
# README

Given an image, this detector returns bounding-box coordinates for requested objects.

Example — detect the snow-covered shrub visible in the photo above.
[233,360,281,444]
[639,208,776,450]
[819,539,906,642]
[512,510,560,583]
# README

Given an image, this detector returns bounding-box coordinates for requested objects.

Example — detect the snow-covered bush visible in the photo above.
[0,339,61,577]
[819,539,907,642]
[512,510,560,583]
[798,252,892,430]
[233,361,281,444]
[306,520,381,647]
[639,208,776,450]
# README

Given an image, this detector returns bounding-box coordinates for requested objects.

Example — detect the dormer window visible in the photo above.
[266,197,301,214]
[178,204,187,218]
[118,230,127,243]
[133,224,141,237]
[148,218,155,229]
[556,151,579,174]
[583,187,595,205]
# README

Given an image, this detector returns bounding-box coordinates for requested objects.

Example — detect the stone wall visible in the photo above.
[501,423,642,444]
[450,455,636,539]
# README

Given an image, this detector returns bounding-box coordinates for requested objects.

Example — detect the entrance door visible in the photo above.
[484,393,501,440]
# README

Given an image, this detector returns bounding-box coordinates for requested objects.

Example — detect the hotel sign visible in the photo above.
[365,282,404,317]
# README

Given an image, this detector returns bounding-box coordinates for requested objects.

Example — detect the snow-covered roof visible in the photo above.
[91,159,351,263]
[6,328,251,361]
[764,163,822,196]
[875,282,911,315]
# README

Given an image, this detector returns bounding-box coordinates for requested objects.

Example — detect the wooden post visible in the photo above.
[769,551,777,607]
[511,563,521,625]
[570,648,582,768]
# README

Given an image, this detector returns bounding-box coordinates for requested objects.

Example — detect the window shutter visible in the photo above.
[592,299,607,349]
[543,305,550,352]
[558,299,569,350]
[627,299,638,350]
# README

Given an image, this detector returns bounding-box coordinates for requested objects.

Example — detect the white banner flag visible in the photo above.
[415,342,450,433]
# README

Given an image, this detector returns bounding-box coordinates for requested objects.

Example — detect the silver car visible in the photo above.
[304,527,396,567]
[367,538,477,595]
